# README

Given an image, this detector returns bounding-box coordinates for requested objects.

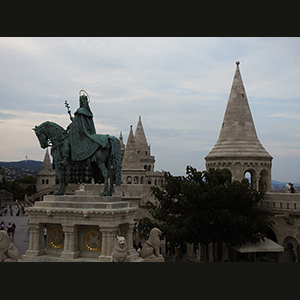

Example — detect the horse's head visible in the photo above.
[32,122,50,149]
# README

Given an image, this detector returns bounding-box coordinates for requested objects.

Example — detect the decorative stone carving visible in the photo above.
[141,227,163,260]
[85,230,102,251]
[0,231,19,262]
[49,228,64,249]
[111,235,127,262]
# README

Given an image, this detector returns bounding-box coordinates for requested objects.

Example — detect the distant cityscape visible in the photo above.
[0,159,299,192]
[0,160,42,181]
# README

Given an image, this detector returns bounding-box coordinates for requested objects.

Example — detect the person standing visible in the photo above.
[290,183,295,193]
[167,241,171,257]
[43,225,47,248]
[285,182,291,192]
[11,223,16,239]
[7,223,12,238]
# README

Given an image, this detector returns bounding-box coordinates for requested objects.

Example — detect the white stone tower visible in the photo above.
[120,116,164,186]
[205,62,273,191]
[36,148,56,192]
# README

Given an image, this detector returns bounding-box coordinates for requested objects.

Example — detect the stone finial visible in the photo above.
[236,61,240,65]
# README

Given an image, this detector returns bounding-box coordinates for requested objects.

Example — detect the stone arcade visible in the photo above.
[21,192,139,262]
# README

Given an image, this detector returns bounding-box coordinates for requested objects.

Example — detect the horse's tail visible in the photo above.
[109,136,122,186]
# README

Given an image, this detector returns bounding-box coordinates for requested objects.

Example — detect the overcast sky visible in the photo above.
[0,37,299,182]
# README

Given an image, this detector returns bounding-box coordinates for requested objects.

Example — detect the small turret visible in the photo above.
[36,149,56,192]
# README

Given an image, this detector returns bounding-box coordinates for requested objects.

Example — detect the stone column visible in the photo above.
[253,175,261,191]
[25,223,45,256]
[60,224,80,260]
[187,243,197,260]
[125,223,135,256]
[98,226,118,261]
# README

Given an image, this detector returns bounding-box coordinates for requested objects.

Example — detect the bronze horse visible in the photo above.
[33,121,122,196]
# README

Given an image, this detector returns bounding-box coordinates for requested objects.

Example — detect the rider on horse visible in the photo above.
[61,92,109,166]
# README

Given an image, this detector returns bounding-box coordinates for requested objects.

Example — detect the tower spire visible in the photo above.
[39,148,55,175]
[134,116,148,146]
[205,62,272,191]
[126,125,135,148]
[206,61,272,159]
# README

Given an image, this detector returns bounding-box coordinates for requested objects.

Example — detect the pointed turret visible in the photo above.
[122,125,144,170]
[205,61,272,160]
[134,116,150,156]
[39,148,56,175]
[36,149,56,192]
[205,62,272,191]
[135,116,148,147]
[126,125,135,148]
[119,131,125,158]
[119,131,125,149]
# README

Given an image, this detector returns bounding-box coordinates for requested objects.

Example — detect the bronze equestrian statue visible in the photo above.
[33,90,122,196]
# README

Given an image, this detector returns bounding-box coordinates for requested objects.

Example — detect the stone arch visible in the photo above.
[265,227,278,243]
[244,168,256,189]
[280,236,298,262]
[127,176,132,184]
[221,168,232,184]
[134,176,139,184]
[140,176,144,184]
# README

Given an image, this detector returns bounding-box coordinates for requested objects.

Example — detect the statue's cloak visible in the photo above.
[69,106,109,161]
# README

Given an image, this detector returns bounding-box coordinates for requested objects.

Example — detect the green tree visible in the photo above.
[139,166,273,250]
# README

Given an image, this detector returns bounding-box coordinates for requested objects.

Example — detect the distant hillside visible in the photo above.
[0,160,43,171]
[272,180,300,187]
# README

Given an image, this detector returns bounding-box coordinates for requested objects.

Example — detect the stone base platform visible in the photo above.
[21,194,139,262]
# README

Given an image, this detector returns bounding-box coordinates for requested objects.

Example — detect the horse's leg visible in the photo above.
[108,162,114,196]
[54,150,66,195]
[98,161,108,196]
[55,163,63,195]
[94,149,108,196]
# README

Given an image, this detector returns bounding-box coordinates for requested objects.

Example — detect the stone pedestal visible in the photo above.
[21,194,138,262]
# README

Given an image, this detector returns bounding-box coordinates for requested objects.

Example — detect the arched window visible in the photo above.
[244,171,252,187]
[140,177,144,184]
[222,169,232,184]
[127,176,132,184]
[244,169,256,189]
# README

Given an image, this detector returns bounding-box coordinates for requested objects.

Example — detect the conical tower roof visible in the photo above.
[206,61,272,160]
[126,125,135,148]
[38,149,56,175]
[135,116,148,147]
[119,131,125,149]
[122,125,144,170]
